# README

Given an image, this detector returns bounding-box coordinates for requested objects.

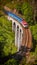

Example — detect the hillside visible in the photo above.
[0,0,37,65]
[0,16,17,58]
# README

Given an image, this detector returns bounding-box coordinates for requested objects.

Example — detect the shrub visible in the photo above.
[4,59,18,65]
[0,16,17,57]
[21,2,33,25]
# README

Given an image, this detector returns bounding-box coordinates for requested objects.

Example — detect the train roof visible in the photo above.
[4,10,28,27]
[6,11,23,22]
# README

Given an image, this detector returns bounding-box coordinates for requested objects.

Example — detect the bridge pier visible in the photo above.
[4,10,32,57]
[15,24,17,46]
[15,25,23,51]
[7,16,23,51]
[15,25,20,51]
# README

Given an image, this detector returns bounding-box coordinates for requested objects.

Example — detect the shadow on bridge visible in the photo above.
[0,51,24,64]
[0,46,31,64]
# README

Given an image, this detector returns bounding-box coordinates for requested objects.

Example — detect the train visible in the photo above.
[3,7,32,55]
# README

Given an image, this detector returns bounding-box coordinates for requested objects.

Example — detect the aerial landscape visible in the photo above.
[0,0,37,65]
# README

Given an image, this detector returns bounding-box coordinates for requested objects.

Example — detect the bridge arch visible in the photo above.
[13,22,16,31]
[5,11,32,52]
[7,16,23,51]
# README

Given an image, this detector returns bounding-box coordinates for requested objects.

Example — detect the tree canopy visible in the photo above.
[0,16,17,57]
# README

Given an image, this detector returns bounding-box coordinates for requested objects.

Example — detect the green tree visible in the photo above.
[4,59,19,65]
[21,2,33,25]
[0,16,17,57]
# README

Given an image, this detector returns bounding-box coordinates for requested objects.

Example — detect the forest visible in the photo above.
[0,0,37,65]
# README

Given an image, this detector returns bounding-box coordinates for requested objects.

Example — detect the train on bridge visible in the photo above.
[4,8,32,55]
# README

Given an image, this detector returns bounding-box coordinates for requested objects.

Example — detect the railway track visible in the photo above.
[3,7,32,56]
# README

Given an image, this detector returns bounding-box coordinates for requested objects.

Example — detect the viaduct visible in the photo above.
[4,9,32,53]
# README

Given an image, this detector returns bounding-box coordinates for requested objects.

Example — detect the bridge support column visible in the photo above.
[15,25,20,51]
[17,29,23,51]
[17,28,20,51]
[15,25,17,46]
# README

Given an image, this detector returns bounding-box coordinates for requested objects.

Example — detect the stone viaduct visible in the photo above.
[4,10,32,52]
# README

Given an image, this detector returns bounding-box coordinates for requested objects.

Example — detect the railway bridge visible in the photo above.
[4,10,32,53]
